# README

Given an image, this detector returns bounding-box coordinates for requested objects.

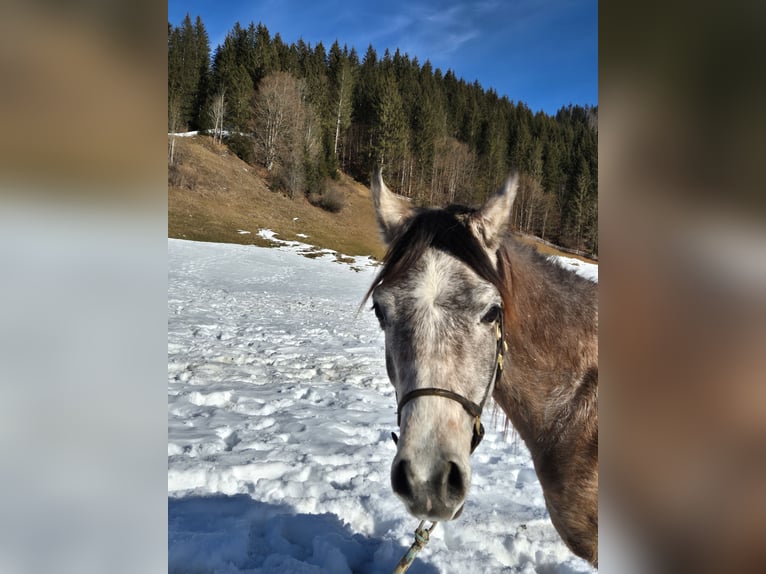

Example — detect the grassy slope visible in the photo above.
[168,135,595,264]
[168,135,387,259]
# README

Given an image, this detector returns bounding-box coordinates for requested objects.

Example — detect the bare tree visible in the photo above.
[168,94,183,166]
[253,72,318,198]
[431,136,475,205]
[253,72,304,173]
[513,175,546,234]
[208,90,226,145]
[332,63,353,159]
[539,191,558,241]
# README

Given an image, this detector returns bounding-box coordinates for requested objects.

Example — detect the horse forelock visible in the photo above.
[364,206,510,308]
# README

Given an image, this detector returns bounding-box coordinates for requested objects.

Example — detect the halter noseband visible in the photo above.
[391,310,507,454]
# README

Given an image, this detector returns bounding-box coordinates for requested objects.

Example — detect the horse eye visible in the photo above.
[371,302,386,327]
[481,305,501,324]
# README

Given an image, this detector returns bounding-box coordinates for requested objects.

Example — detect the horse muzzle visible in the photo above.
[391,455,470,521]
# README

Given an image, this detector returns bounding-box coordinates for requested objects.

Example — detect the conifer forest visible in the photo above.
[169,15,598,256]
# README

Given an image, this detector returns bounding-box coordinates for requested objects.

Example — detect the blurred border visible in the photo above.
[0,2,167,573]
[2,0,765,572]
[600,1,766,572]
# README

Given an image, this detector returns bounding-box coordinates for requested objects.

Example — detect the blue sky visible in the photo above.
[168,0,597,115]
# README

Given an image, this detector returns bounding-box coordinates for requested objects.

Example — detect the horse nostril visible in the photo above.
[391,459,413,499]
[446,461,466,498]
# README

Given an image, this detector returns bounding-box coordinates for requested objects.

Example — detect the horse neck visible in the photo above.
[493,241,598,447]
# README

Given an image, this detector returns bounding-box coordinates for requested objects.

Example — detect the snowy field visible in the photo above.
[168,234,597,574]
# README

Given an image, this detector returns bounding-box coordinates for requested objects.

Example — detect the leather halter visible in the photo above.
[391,310,507,454]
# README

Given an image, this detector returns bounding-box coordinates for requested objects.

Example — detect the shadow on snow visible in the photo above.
[168,494,439,574]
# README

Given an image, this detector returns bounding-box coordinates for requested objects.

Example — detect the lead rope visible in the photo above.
[392,521,438,574]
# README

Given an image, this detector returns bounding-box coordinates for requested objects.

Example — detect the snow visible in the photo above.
[550,255,599,282]
[169,129,250,138]
[168,233,598,573]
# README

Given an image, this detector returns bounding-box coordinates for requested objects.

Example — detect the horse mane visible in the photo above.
[363,206,510,308]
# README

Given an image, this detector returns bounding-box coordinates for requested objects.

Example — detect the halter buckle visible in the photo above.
[470,416,485,453]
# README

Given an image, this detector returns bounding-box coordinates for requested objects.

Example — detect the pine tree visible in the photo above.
[167,15,210,131]
[273,33,298,74]
[372,69,407,172]
[566,158,593,250]
[192,16,211,130]
[349,45,379,174]
[251,23,278,85]
[168,24,183,130]
[301,41,329,125]
[411,61,447,198]
[476,95,509,196]
[211,33,255,132]
[354,44,378,127]
[509,104,532,173]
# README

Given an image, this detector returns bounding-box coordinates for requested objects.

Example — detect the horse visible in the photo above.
[364,170,598,566]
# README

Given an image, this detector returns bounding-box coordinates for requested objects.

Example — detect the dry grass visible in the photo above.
[168,136,387,259]
[168,135,597,268]
[514,233,598,264]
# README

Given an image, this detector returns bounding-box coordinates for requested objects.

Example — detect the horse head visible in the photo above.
[366,170,518,522]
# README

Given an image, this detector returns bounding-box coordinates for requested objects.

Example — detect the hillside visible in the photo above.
[169,17,598,255]
[168,135,387,260]
[168,135,596,264]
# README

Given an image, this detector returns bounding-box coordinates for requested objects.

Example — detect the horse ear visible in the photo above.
[471,174,519,250]
[370,168,413,245]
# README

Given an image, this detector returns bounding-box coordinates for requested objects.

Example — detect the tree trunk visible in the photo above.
[333,68,345,157]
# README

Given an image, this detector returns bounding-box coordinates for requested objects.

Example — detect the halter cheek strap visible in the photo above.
[391,313,507,454]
